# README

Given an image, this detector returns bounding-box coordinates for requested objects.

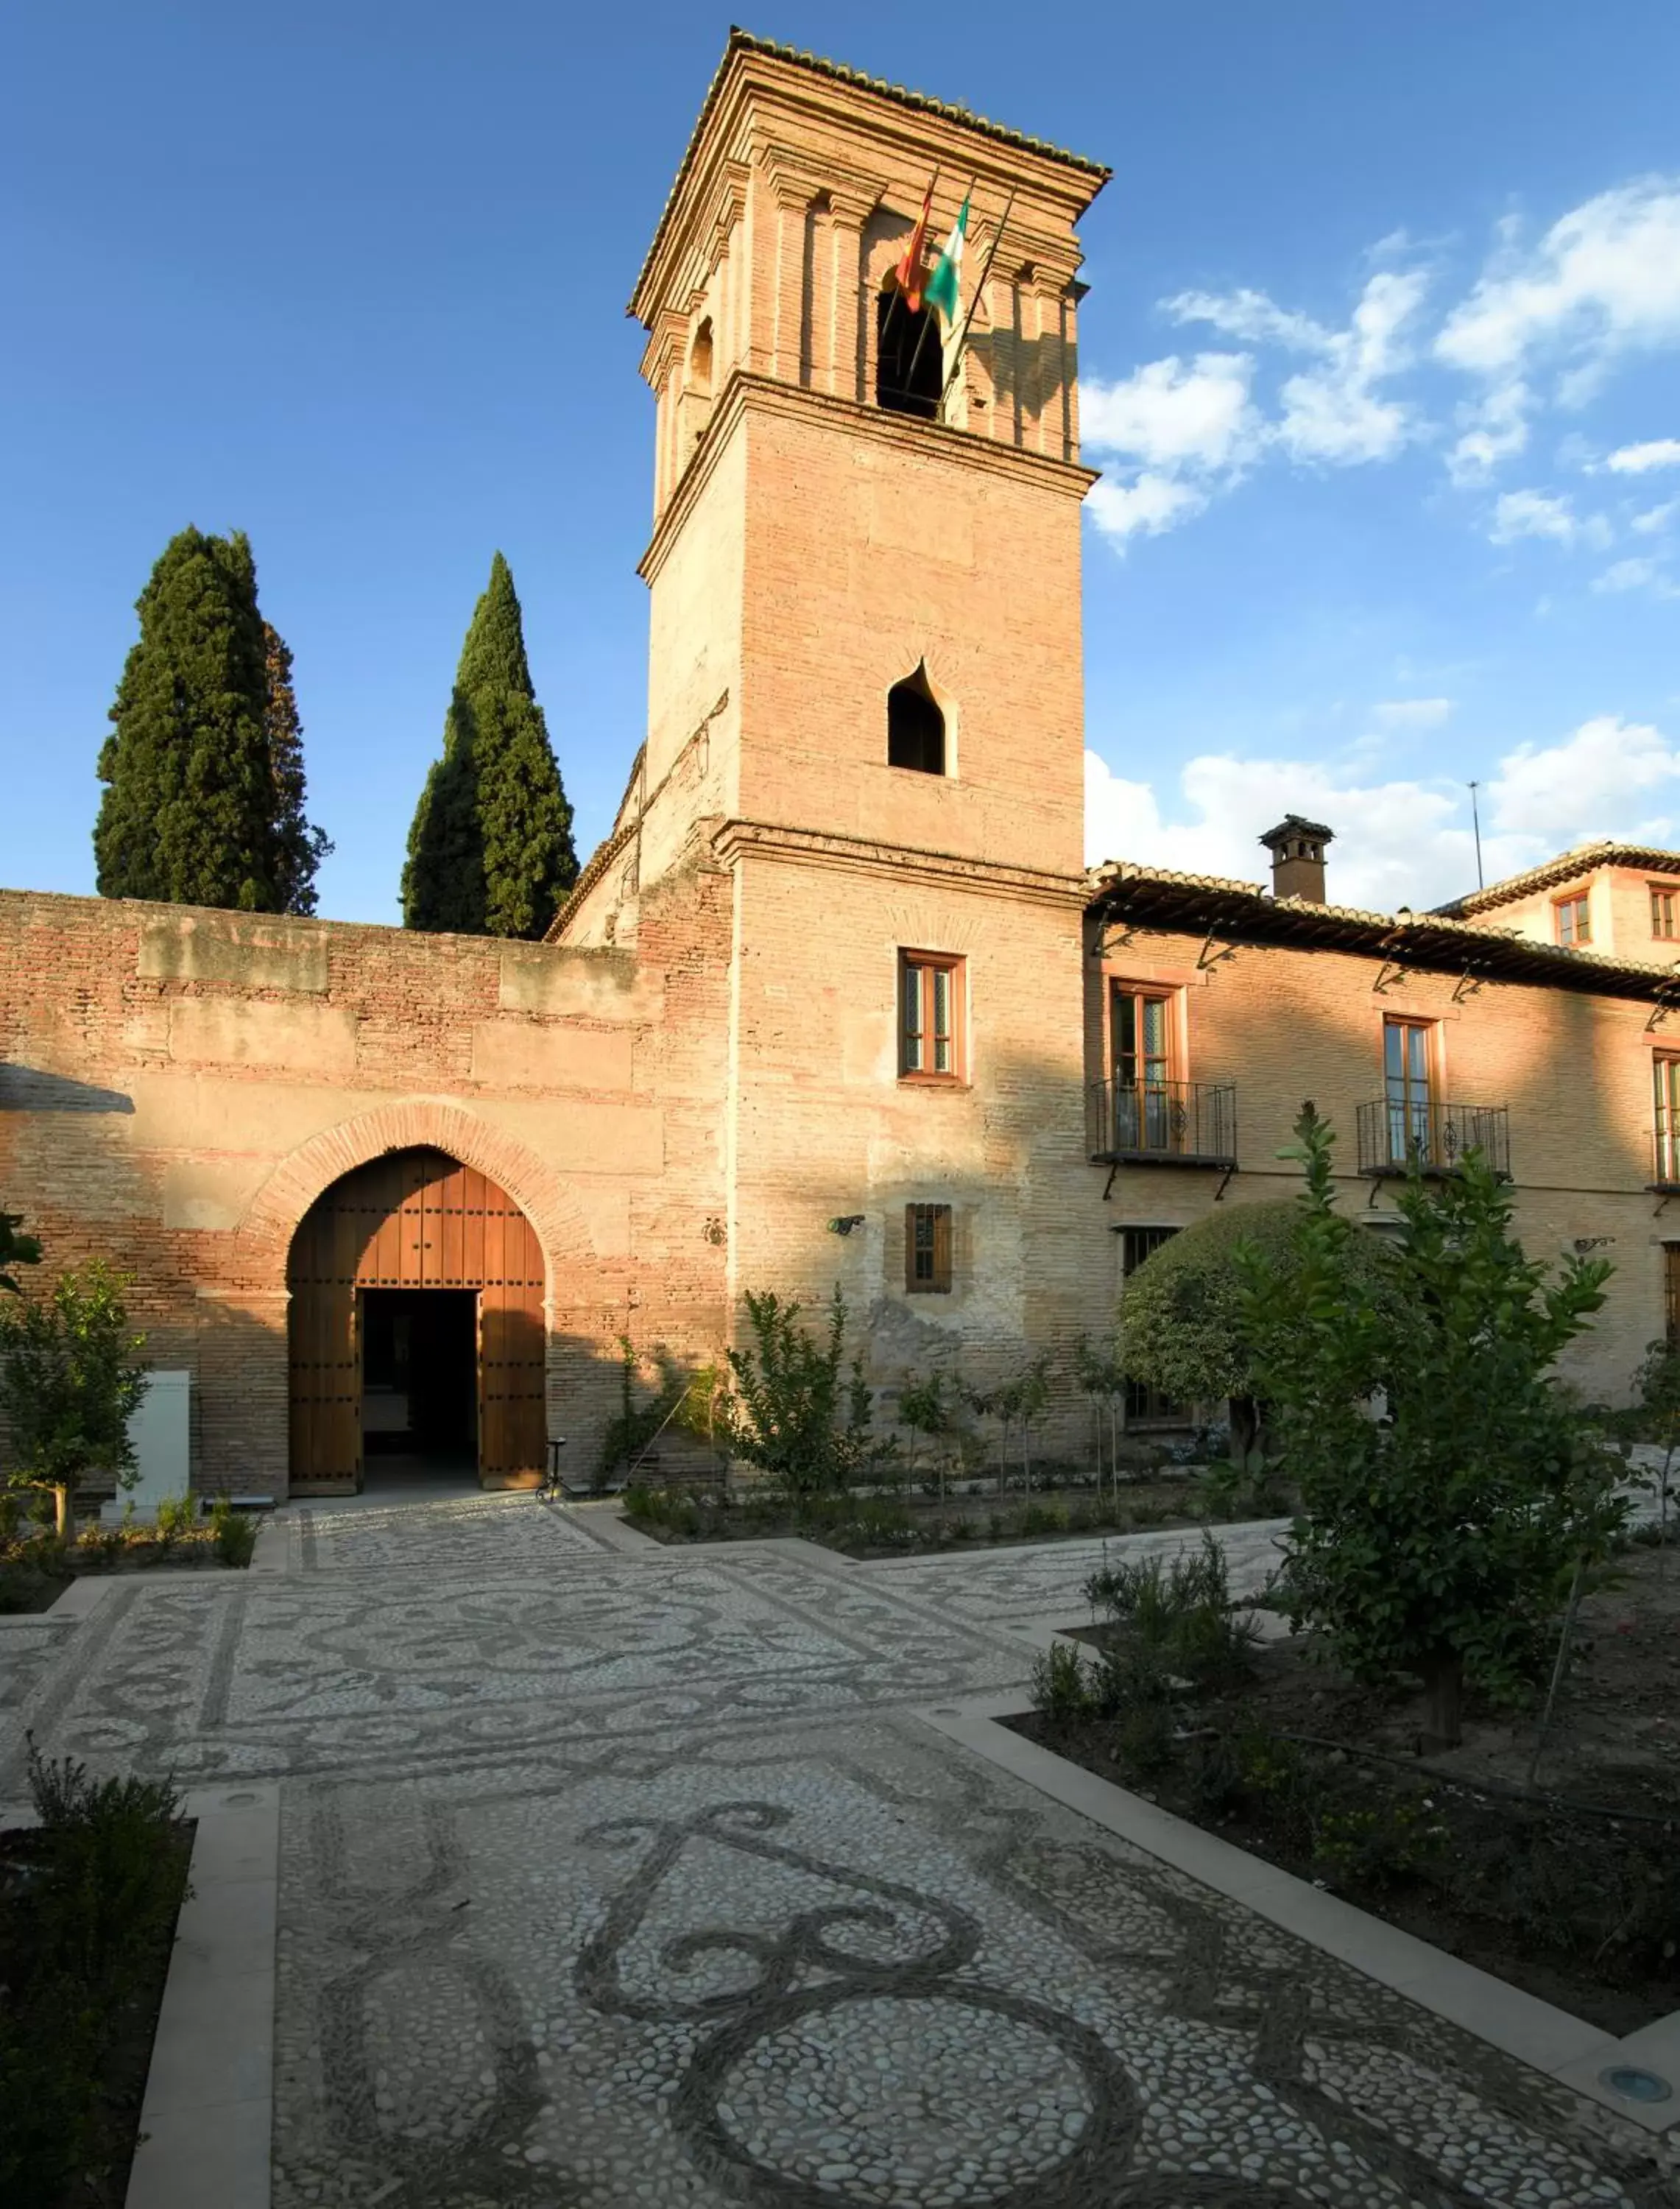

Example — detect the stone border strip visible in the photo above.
[127,1779,280,2208]
[922,1689,1680,2137]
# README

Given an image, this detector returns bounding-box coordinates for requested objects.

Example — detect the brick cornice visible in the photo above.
[639,369,1098,583]
[710,819,1087,910]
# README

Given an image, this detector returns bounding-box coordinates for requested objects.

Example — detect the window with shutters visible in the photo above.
[906,1202,953,1293]
[1653,886,1679,940]
[900,951,965,1082]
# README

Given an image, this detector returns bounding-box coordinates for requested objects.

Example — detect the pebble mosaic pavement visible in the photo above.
[3,1490,1677,2208]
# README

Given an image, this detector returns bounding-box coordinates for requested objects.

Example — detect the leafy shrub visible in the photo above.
[0,1258,146,1541]
[0,1738,189,2201]
[1118,1201,1392,1448]
[1310,1797,1450,1889]
[723,1288,884,1495]
[1031,1641,1097,1724]
[1084,1532,1260,1690]
[209,1494,258,1567]
[1237,1106,1623,1744]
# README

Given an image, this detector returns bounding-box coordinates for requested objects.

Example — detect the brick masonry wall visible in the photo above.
[0,873,732,1498]
[1094,915,1679,1404]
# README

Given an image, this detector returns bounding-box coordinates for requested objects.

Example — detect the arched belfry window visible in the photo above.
[887,663,946,775]
[876,287,942,420]
[689,317,713,398]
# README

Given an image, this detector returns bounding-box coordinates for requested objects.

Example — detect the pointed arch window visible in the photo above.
[887,663,946,775]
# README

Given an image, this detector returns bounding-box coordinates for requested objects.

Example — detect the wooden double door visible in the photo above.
[287,1148,547,1494]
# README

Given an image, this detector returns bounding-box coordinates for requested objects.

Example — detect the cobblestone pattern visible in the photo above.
[273,1718,1678,2209]
[4,1495,1677,2205]
[864,1521,1289,1627]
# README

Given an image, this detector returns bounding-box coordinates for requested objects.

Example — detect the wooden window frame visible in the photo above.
[899,951,966,1083]
[1553,890,1592,948]
[905,1202,953,1294]
[1109,982,1181,1089]
[1652,885,1679,941]
[1382,1013,1439,1166]
[1656,1055,1680,1187]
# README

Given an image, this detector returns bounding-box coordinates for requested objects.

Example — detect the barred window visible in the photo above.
[906,1203,953,1294]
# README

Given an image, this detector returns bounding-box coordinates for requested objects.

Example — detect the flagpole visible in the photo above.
[906,175,977,398]
[939,186,1016,420]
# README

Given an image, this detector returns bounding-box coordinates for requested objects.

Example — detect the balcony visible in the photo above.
[1355,1098,1512,1180]
[1088,1077,1238,1168]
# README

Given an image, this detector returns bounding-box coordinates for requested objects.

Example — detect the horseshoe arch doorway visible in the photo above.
[286,1147,547,1495]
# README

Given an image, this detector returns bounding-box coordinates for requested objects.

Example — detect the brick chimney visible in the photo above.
[1260,815,1335,903]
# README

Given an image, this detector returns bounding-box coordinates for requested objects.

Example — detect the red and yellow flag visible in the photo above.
[894,176,937,310]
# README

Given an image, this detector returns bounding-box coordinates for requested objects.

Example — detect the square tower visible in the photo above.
[629,30,1108,889]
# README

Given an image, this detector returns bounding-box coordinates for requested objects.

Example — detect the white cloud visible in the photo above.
[1081,353,1259,546]
[1447,380,1531,485]
[1084,471,1208,543]
[1437,180,1680,377]
[1083,750,1527,911]
[1435,180,1680,482]
[1168,270,1427,466]
[1608,438,1680,473]
[1084,713,1680,910]
[1489,715,1680,833]
[1489,489,1583,545]
[1081,353,1258,471]
[1274,270,1428,464]
[1372,698,1455,730]
[1592,557,1680,599]
[1632,500,1679,535]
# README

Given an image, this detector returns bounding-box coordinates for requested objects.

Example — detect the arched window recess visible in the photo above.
[887,663,947,775]
[875,281,942,420]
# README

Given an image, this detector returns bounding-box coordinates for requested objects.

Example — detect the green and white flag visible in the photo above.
[922,194,970,328]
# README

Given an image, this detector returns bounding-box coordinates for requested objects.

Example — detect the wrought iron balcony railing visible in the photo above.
[1355,1098,1512,1180]
[1088,1077,1238,1167]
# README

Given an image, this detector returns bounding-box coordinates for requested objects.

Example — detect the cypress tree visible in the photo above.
[262,622,333,915]
[94,529,307,912]
[402,554,577,937]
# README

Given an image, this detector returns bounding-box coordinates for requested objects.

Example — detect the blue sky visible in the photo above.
[4,2,1678,922]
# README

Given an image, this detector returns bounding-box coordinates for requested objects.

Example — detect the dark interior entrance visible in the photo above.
[361,1288,478,1479]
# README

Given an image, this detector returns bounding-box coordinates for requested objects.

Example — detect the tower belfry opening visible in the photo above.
[875,289,943,419]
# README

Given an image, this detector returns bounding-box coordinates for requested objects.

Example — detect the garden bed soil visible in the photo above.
[1,1532,252,1610]
[0,1819,194,2207]
[1012,1541,1680,2037]
[621,1474,1262,1557]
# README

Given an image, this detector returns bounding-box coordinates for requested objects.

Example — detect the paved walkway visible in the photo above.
[4,1495,1676,2208]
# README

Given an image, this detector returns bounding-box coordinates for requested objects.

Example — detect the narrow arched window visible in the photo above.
[876,289,942,420]
[689,317,713,398]
[888,665,945,775]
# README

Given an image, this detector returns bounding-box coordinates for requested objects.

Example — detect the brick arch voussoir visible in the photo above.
[233,1099,594,1292]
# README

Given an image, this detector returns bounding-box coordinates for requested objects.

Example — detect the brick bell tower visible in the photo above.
[604,32,1113,1386]
[626,29,1109,892]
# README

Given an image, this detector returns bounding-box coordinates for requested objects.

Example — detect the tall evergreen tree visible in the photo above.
[94,528,328,913]
[262,622,333,915]
[402,554,577,937]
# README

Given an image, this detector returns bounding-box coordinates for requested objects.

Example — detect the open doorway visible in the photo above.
[361,1289,478,1485]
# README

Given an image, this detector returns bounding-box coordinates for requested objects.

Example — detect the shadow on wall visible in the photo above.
[0,1065,135,1115]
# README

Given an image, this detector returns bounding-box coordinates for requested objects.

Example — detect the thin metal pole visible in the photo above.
[1469,781,1485,889]
[939,186,1016,419]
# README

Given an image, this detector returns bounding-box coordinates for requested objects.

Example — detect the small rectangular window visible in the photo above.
[1653,887,1678,940]
[1666,1244,1680,1349]
[906,1202,953,1293]
[900,952,964,1081]
[1555,891,1591,946]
